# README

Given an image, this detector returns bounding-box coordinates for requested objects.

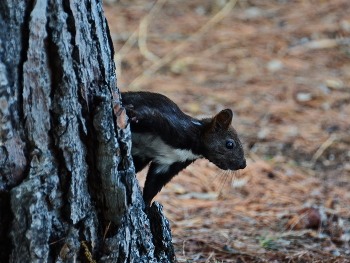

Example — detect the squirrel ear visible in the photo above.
[211,109,233,131]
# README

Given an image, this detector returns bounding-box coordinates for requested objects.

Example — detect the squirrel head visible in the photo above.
[201,109,246,171]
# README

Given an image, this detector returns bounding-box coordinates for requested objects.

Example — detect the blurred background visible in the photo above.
[104,0,350,261]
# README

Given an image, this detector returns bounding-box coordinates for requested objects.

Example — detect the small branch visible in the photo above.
[114,0,167,77]
[288,38,350,55]
[138,0,167,62]
[129,0,238,89]
[114,31,139,77]
[310,134,337,167]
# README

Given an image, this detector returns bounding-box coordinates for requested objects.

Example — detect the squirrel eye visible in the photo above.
[226,141,234,149]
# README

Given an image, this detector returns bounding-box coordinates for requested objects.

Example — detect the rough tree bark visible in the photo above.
[0,0,175,262]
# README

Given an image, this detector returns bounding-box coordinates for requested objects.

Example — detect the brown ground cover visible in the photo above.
[104,0,350,262]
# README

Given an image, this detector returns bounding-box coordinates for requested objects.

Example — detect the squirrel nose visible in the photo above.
[238,159,246,170]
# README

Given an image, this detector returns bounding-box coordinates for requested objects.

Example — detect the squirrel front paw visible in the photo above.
[124,104,139,123]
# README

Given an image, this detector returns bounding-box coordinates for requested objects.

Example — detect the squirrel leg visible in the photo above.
[143,161,191,206]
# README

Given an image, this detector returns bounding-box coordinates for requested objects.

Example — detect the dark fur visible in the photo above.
[121,91,246,206]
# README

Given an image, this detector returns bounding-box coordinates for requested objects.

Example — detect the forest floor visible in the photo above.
[104,0,350,262]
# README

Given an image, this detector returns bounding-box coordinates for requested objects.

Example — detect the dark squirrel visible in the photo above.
[121,91,246,206]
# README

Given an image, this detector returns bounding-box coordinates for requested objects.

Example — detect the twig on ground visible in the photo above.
[114,0,167,77]
[310,134,337,168]
[288,38,350,55]
[129,0,238,89]
[138,0,167,62]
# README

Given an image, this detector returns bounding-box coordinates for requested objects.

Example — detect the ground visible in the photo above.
[104,0,350,262]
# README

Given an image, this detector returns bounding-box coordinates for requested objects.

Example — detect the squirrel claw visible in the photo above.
[124,104,134,110]
[124,104,139,123]
[129,116,138,123]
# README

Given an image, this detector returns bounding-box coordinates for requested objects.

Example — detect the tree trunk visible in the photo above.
[0,0,175,262]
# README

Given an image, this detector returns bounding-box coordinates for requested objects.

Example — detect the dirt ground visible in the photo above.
[104,0,350,262]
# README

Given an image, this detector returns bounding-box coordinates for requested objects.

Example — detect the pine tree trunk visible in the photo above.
[0,0,175,262]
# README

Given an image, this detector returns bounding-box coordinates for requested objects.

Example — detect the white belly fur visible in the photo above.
[131,133,202,167]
